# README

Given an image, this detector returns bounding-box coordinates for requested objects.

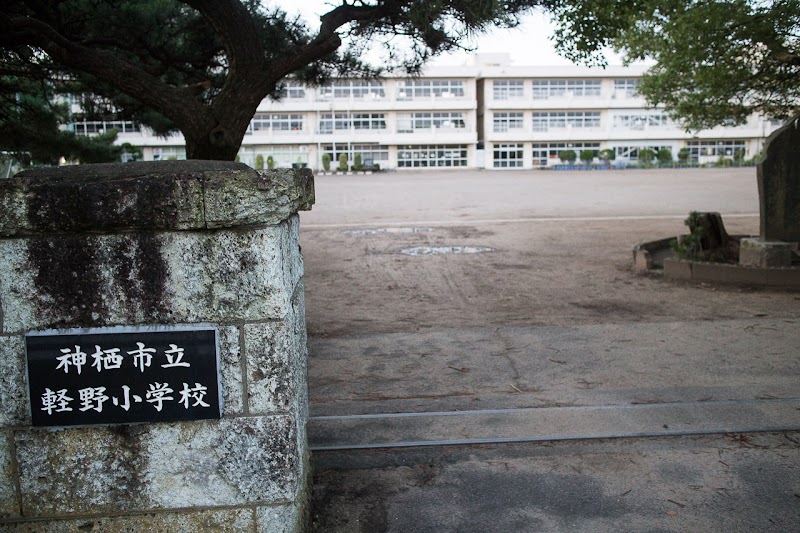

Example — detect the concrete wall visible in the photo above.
[0,161,314,531]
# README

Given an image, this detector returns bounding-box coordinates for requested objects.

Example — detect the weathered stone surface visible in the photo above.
[16,425,146,515]
[1,431,20,518]
[0,219,302,333]
[0,508,254,532]
[205,168,315,229]
[217,326,243,416]
[739,237,793,268]
[663,258,692,280]
[758,117,800,242]
[0,336,29,426]
[258,503,304,533]
[246,323,294,414]
[16,416,298,515]
[144,416,298,508]
[0,161,314,236]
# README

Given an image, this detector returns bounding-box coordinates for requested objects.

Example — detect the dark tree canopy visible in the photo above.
[550,0,800,131]
[1,0,553,161]
[0,59,122,166]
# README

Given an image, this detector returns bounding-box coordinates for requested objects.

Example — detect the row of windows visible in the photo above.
[397,145,468,167]
[247,111,678,135]
[248,112,470,134]
[319,81,386,100]
[612,113,671,129]
[71,120,140,135]
[531,143,601,166]
[283,80,467,101]
[493,79,640,100]
[250,113,303,132]
[323,143,389,164]
[397,80,465,99]
[265,78,644,102]
[397,112,466,132]
[687,140,746,157]
[319,113,387,133]
[532,112,601,131]
[532,80,601,99]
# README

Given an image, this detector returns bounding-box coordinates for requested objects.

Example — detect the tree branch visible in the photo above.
[3,15,206,126]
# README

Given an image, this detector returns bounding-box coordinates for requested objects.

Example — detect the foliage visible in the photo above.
[255,154,264,169]
[579,149,594,164]
[353,153,363,171]
[598,149,616,163]
[266,155,275,169]
[337,153,349,171]
[657,148,672,163]
[550,0,800,130]
[558,149,577,163]
[638,148,656,164]
[1,0,551,160]
[670,211,704,260]
[677,147,691,162]
[0,74,122,166]
[322,153,331,171]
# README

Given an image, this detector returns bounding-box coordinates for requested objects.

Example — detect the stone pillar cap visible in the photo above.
[0,160,314,236]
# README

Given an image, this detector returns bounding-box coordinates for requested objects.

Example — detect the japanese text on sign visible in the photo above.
[26,328,220,427]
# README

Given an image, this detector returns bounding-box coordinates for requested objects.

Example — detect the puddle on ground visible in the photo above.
[344,227,433,235]
[398,246,494,256]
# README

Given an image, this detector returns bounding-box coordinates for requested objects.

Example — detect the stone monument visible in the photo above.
[0,161,314,531]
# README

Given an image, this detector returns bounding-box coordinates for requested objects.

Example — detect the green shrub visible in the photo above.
[266,155,275,169]
[579,150,594,165]
[638,148,656,167]
[353,153,363,171]
[337,153,348,171]
[657,148,673,164]
[255,154,264,169]
[677,147,691,162]
[598,149,615,163]
[670,211,703,260]
[558,149,577,163]
[322,153,331,171]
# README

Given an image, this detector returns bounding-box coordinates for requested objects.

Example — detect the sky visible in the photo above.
[274,0,625,68]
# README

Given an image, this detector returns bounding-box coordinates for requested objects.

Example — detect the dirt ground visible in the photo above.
[299,168,798,339]
[302,168,800,532]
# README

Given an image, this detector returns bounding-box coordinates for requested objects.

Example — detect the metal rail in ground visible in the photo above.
[309,398,800,451]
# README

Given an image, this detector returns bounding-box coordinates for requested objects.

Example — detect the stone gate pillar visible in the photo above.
[0,161,314,531]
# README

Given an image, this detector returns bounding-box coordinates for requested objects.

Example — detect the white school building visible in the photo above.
[68,54,781,170]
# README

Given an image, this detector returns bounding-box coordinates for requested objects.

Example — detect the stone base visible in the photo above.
[739,238,794,268]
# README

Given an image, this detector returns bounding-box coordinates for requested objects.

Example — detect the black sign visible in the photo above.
[26,328,220,427]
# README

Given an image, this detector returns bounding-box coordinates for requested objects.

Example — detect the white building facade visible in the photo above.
[73,55,780,170]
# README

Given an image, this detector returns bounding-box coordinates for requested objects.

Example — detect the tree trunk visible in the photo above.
[184,135,242,161]
[688,212,740,262]
[182,112,252,161]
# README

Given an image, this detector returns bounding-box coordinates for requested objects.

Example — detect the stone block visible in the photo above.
[15,416,298,515]
[0,508,254,532]
[739,237,793,268]
[663,258,692,280]
[1,431,20,518]
[217,326,243,416]
[766,268,800,287]
[758,118,800,242]
[0,335,29,426]
[258,503,304,533]
[0,220,302,333]
[246,322,295,414]
[204,168,315,229]
[0,161,315,236]
[633,248,652,271]
[688,262,769,285]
